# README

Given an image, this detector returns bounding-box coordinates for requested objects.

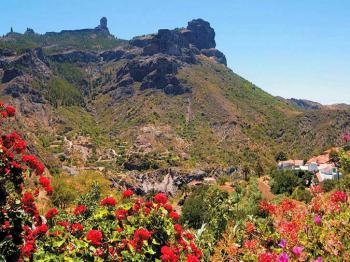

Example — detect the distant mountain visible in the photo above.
[1,17,350,184]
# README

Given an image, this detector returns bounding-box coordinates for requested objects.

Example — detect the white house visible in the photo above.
[316,164,342,182]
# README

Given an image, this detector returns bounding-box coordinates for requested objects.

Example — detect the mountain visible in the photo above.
[1,17,350,192]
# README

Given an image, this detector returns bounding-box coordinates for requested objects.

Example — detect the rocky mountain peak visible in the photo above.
[185,18,216,49]
[95,17,109,32]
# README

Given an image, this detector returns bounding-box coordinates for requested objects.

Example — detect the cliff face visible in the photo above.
[1,17,350,192]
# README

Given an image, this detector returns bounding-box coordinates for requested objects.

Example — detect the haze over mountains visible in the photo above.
[1,17,350,188]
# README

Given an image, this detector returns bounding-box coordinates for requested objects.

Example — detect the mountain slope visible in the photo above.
[1,17,350,183]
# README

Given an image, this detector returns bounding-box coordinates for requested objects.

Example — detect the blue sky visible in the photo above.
[1,0,350,104]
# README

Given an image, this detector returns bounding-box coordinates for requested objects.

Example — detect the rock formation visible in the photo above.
[95,17,109,32]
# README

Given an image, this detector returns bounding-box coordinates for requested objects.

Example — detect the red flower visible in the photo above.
[33,224,49,236]
[115,209,128,220]
[133,203,141,212]
[71,223,83,232]
[5,106,16,117]
[174,224,182,235]
[2,221,11,230]
[21,241,35,258]
[145,201,153,208]
[21,192,38,216]
[164,204,173,212]
[74,205,88,215]
[45,208,59,219]
[259,200,276,215]
[13,139,26,153]
[246,221,255,234]
[280,199,297,212]
[154,193,168,204]
[144,207,151,215]
[123,189,134,198]
[186,254,200,262]
[39,176,51,188]
[344,133,350,142]
[86,230,103,246]
[243,239,257,249]
[22,155,45,175]
[134,228,152,242]
[57,221,70,229]
[160,246,179,262]
[189,242,202,258]
[44,185,53,195]
[100,196,116,206]
[184,232,194,240]
[258,252,277,262]
[169,211,180,220]
[331,190,347,203]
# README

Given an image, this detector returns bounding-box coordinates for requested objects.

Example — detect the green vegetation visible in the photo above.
[51,171,114,208]
[46,77,83,107]
[270,169,313,195]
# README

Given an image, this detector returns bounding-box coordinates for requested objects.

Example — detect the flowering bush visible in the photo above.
[0,102,52,261]
[211,189,350,261]
[0,103,202,261]
[34,191,202,261]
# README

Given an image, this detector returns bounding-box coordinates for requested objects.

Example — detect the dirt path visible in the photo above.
[258,176,275,200]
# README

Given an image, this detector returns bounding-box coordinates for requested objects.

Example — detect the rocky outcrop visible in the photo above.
[95,17,109,32]
[201,48,227,66]
[109,165,238,195]
[183,19,216,49]
[48,50,100,63]
[111,168,210,195]
[114,55,191,96]
[3,80,45,103]
[100,49,126,61]
[0,48,51,82]
[2,68,23,83]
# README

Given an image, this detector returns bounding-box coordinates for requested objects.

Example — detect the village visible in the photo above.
[278,148,343,183]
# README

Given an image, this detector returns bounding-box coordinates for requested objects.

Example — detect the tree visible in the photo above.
[255,162,264,177]
[329,150,340,167]
[270,170,301,195]
[275,151,287,162]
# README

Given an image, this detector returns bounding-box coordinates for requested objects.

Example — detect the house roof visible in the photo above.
[307,154,330,165]
[278,160,304,166]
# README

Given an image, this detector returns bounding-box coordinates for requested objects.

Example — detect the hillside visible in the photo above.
[1,17,350,192]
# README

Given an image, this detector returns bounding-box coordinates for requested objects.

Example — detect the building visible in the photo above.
[277,150,343,183]
[316,164,342,182]
[278,160,304,170]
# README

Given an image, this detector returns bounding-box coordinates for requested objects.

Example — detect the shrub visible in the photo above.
[291,186,313,203]
[34,191,202,261]
[321,179,338,192]
[270,170,301,195]
[212,189,350,261]
[0,102,53,261]
[275,151,287,162]
[181,185,209,229]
